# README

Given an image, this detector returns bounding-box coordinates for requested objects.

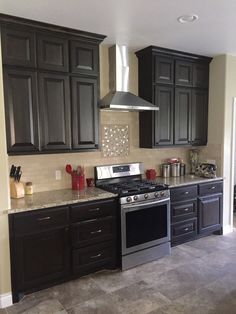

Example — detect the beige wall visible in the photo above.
[0,31,11,295]
[8,45,191,193]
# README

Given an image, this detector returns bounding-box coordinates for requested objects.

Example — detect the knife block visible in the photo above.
[10,180,25,199]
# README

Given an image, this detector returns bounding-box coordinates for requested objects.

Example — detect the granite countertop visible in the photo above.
[7,187,117,214]
[157,175,224,188]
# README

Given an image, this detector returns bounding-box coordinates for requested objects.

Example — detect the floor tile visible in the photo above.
[144,258,225,301]
[6,299,66,314]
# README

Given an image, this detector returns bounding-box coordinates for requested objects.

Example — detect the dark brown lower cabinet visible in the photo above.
[198,193,223,235]
[9,198,118,303]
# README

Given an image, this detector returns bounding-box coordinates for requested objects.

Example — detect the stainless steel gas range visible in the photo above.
[95,162,171,270]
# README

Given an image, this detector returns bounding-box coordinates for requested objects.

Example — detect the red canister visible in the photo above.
[146,169,157,180]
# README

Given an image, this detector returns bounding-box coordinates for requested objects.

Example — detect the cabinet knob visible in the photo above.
[184,191,189,195]
[89,207,100,212]
[210,186,216,190]
[184,227,189,231]
[90,253,102,259]
[91,229,102,234]
[37,216,51,221]
[184,208,189,212]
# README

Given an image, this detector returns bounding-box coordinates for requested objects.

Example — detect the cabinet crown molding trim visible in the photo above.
[0,13,106,42]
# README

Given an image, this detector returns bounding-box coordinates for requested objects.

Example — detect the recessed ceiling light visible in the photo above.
[177,14,199,23]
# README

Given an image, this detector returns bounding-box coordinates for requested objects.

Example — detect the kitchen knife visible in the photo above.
[14,166,21,181]
[10,165,16,177]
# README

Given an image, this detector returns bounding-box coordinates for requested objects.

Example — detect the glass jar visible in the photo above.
[25,182,33,195]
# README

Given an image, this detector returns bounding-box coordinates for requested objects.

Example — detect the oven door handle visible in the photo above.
[122,197,170,211]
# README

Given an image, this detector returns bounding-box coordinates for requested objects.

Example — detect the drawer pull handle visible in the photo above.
[37,216,51,221]
[184,208,189,212]
[90,253,102,259]
[184,191,189,195]
[210,186,216,190]
[184,227,189,231]
[89,208,100,212]
[91,229,102,234]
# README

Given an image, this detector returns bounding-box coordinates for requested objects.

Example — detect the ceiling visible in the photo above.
[0,0,235,56]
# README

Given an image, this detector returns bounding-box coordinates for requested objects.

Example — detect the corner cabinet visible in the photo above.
[0,14,106,155]
[135,46,212,148]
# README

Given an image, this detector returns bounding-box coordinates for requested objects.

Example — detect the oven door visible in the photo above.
[121,198,170,256]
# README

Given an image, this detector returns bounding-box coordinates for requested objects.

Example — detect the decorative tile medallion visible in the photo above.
[101,125,129,157]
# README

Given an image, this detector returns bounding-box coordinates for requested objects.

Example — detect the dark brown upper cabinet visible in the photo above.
[193,63,209,88]
[37,34,69,72]
[174,88,191,145]
[1,26,36,67]
[0,14,105,155]
[38,73,71,151]
[155,56,174,84]
[3,68,39,153]
[136,46,212,148]
[191,89,208,145]
[175,60,193,86]
[70,41,98,76]
[154,85,174,146]
[71,77,98,150]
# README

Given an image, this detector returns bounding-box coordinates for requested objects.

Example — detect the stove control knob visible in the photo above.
[126,197,132,203]
[160,191,165,197]
[144,194,148,199]
[133,195,139,201]
[154,192,159,198]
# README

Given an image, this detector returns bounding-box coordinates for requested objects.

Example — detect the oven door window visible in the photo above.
[126,204,167,248]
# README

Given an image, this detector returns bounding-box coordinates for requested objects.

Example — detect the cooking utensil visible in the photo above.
[10,165,16,177]
[14,166,22,181]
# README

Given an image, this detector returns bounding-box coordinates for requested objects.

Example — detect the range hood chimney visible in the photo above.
[100,45,159,111]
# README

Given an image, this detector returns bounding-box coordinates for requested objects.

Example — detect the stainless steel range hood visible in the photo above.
[100,45,159,111]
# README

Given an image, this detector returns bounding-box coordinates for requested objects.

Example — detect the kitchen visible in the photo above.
[0,1,236,313]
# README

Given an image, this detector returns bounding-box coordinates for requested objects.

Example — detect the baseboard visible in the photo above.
[0,293,12,308]
[223,224,233,235]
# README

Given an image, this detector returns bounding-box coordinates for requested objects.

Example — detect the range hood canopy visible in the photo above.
[100,45,159,111]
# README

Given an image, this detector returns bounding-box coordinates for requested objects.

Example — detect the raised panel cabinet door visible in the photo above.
[175,60,193,86]
[37,34,69,72]
[193,63,209,88]
[191,89,208,145]
[155,56,174,84]
[174,88,191,145]
[70,41,98,75]
[3,68,39,153]
[1,26,36,67]
[38,73,71,151]
[154,85,174,146]
[198,194,223,234]
[13,228,70,293]
[71,77,98,149]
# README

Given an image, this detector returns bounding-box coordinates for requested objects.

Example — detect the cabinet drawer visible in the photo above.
[72,241,115,276]
[171,200,197,223]
[71,199,116,222]
[198,181,223,196]
[171,185,197,202]
[13,206,69,236]
[171,218,197,245]
[72,216,115,247]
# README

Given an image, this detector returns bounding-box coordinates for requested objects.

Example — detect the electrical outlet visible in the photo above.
[55,170,62,180]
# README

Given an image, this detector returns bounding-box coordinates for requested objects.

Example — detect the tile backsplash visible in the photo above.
[8,111,191,192]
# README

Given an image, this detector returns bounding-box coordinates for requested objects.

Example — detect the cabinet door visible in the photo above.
[14,228,70,293]
[155,56,174,84]
[38,73,71,151]
[193,63,209,88]
[175,60,193,86]
[191,89,208,145]
[71,77,98,149]
[1,26,36,67]
[154,85,174,146]
[37,34,69,72]
[3,68,39,153]
[198,194,222,234]
[174,88,191,145]
[70,41,98,75]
